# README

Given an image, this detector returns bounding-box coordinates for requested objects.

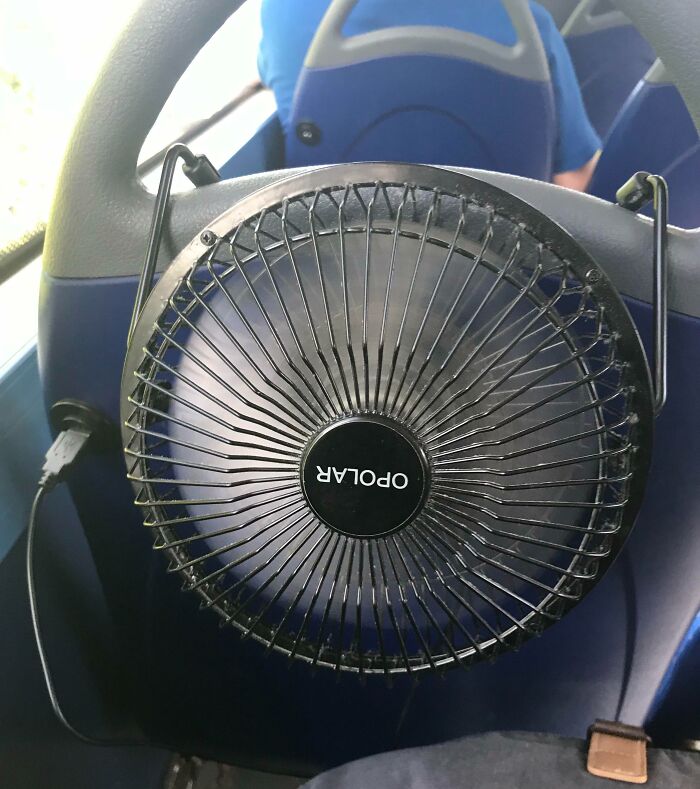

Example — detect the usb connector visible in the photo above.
[39,427,92,490]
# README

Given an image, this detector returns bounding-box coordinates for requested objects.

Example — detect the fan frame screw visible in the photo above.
[586,268,602,284]
[296,120,322,146]
[200,230,217,246]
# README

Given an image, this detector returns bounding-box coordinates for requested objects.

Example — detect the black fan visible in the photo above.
[122,164,654,675]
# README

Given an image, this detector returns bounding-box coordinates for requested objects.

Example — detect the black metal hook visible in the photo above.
[616,172,668,415]
[127,143,220,346]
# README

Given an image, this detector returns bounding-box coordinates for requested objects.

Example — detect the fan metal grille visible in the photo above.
[122,167,652,675]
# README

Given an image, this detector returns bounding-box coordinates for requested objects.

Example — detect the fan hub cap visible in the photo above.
[300,416,430,538]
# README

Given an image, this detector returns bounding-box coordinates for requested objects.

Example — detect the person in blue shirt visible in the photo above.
[258,0,601,191]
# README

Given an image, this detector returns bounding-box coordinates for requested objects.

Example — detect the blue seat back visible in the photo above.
[286,0,556,180]
[590,60,700,229]
[563,1,655,138]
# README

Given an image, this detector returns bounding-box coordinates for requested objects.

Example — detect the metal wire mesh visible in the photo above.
[123,171,651,675]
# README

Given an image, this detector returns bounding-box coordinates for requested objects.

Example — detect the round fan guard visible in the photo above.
[122,164,653,675]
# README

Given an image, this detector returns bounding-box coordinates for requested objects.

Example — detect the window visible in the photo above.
[1,0,264,367]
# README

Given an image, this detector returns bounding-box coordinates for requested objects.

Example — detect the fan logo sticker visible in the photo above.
[301,416,428,537]
[316,467,409,489]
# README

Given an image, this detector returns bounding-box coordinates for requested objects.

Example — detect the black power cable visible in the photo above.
[26,418,150,748]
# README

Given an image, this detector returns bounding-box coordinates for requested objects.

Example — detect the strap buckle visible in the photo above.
[587,719,651,784]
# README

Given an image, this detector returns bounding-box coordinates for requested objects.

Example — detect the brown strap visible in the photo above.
[587,719,651,784]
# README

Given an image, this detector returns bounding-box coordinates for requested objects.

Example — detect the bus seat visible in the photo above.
[285,0,556,181]
[590,60,700,229]
[563,0,655,139]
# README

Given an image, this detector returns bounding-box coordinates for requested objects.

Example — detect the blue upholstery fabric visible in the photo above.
[565,25,655,139]
[590,80,700,229]
[286,54,556,178]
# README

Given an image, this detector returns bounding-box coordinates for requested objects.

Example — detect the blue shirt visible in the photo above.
[258,0,601,173]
